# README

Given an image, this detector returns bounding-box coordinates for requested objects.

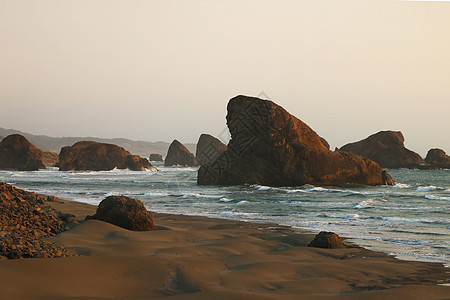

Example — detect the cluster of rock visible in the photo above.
[86,195,156,231]
[338,131,450,169]
[58,141,157,171]
[0,134,46,171]
[0,182,72,259]
[164,140,198,167]
[198,95,394,186]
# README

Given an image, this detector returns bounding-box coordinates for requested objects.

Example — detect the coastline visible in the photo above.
[1,196,449,299]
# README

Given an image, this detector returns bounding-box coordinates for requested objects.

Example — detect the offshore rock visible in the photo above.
[0,134,46,171]
[86,195,156,231]
[196,134,227,166]
[42,151,59,166]
[58,141,156,171]
[425,148,450,169]
[198,95,394,186]
[164,140,198,167]
[339,131,429,169]
[149,154,164,161]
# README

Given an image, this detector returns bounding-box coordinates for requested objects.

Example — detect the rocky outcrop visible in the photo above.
[86,195,156,231]
[58,141,157,171]
[0,134,46,171]
[198,95,394,186]
[196,134,227,166]
[0,182,70,259]
[164,140,198,167]
[42,151,59,166]
[425,148,450,169]
[307,231,346,249]
[149,154,163,161]
[339,131,428,169]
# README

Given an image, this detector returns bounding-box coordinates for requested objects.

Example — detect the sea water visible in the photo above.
[1,164,449,266]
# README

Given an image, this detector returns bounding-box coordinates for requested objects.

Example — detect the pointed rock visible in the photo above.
[164,140,198,167]
[0,134,46,171]
[196,134,227,166]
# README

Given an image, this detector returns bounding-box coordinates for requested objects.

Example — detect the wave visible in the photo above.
[416,186,439,192]
[392,183,411,189]
[354,199,377,209]
[425,195,450,201]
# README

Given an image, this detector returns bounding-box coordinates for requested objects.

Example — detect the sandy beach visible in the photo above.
[0,197,448,300]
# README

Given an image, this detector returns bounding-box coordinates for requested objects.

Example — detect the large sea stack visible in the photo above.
[198,95,394,186]
[339,131,428,169]
[425,148,450,169]
[196,134,227,166]
[0,134,46,171]
[164,140,198,167]
[58,141,157,171]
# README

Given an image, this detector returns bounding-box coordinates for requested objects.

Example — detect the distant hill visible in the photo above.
[0,127,196,158]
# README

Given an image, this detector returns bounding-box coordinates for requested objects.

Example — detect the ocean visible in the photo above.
[1,164,449,266]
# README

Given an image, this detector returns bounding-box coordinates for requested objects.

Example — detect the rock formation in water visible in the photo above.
[164,140,198,167]
[58,141,157,171]
[339,131,429,169]
[149,154,163,161]
[425,148,450,169]
[198,95,394,186]
[196,134,228,166]
[0,134,46,171]
[86,195,156,231]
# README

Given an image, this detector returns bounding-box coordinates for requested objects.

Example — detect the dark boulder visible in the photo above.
[58,141,157,171]
[198,95,394,186]
[0,134,46,171]
[164,140,198,167]
[86,195,156,231]
[149,154,163,161]
[339,131,429,169]
[307,231,346,249]
[196,134,227,166]
[425,148,450,169]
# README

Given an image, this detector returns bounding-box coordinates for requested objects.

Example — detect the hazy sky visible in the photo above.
[0,0,449,156]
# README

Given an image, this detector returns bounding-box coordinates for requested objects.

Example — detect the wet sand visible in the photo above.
[0,198,449,299]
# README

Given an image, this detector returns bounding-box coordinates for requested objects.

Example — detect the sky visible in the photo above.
[0,0,449,156]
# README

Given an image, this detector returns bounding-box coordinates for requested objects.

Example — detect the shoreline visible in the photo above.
[1,194,448,299]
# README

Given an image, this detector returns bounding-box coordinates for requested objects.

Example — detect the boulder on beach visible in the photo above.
[196,134,227,166]
[339,131,429,169]
[425,148,450,169]
[86,195,156,231]
[164,140,198,167]
[307,231,346,249]
[58,141,157,171]
[0,134,46,171]
[198,95,394,186]
[149,153,163,162]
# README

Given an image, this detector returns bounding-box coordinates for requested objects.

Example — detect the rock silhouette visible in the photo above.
[0,134,46,171]
[58,141,156,171]
[196,134,227,166]
[198,95,394,186]
[425,148,450,169]
[149,154,163,161]
[164,140,198,167]
[307,231,346,249]
[339,131,428,169]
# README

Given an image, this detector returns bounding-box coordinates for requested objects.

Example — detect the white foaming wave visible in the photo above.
[425,195,450,201]
[392,183,411,189]
[445,189,450,193]
[354,199,377,209]
[219,198,233,202]
[416,186,439,192]
[143,192,171,197]
[182,193,224,199]
[236,200,248,205]
[379,216,434,224]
